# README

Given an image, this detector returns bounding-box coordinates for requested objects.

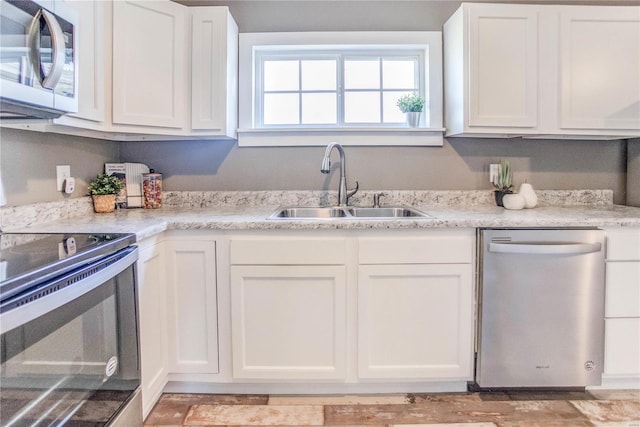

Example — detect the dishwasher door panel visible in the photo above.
[477,229,605,388]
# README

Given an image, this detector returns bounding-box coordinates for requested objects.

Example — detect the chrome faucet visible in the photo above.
[320,142,359,207]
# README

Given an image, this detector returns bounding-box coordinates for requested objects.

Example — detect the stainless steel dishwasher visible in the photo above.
[476,228,606,389]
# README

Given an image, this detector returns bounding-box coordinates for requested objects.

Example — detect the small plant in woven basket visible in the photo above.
[88,174,125,213]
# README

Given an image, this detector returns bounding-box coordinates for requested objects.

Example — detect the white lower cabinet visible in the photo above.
[230,265,347,380]
[602,227,640,386]
[228,231,475,385]
[165,239,219,374]
[229,237,347,380]
[136,238,168,417]
[357,233,475,381]
[604,319,640,376]
[358,264,473,379]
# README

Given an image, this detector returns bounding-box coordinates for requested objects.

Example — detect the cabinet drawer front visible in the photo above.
[605,318,640,376]
[231,238,346,265]
[606,229,640,261]
[359,235,473,264]
[606,262,640,318]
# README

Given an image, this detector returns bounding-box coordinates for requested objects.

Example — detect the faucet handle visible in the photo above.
[373,192,385,208]
[346,180,359,204]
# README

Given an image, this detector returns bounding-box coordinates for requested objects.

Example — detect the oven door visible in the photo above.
[0,246,140,426]
[0,0,77,118]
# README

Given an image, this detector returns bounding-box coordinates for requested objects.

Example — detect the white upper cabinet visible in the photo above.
[60,0,107,123]
[112,0,186,129]
[466,5,539,129]
[190,7,238,137]
[444,3,640,139]
[558,7,640,131]
[38,1,238,140]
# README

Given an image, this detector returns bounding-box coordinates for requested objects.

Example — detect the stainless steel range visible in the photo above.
[0,232,142,426]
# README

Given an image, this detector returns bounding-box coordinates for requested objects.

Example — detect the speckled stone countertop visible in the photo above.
[2,190,639,241]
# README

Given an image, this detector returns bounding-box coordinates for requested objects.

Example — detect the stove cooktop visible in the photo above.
[0,233,136,302]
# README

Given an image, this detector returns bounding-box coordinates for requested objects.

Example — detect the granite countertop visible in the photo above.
[2,190,640,241]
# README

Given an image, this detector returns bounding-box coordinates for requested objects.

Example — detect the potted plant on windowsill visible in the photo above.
[88,173,125,213]
[493,159,513,207]
[396,92,425,127]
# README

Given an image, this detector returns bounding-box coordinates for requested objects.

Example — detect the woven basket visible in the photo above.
[92,194,116,213]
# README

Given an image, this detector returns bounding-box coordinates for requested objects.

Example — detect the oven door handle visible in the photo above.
[28,8,66,90]
[0,247,138,335]
[488,242,602,255]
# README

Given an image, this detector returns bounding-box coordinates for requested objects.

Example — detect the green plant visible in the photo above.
[88,173,125,196]
[493,159,513,191]
[396,92,425,113]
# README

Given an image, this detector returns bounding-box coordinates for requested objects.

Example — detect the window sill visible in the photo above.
[236,127,445,147]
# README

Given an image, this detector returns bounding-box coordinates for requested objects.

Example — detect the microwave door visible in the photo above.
[0,0,77,118]
[0,0,54,109]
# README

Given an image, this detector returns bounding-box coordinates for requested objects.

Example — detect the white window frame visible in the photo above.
[238,32,444,147]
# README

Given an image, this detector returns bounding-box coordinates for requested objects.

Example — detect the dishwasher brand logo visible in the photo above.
[535,365,550,369]
[584,361,596,371]
[105,356,118,377]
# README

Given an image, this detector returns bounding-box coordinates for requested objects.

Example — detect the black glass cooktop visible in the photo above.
[0,233,136,301]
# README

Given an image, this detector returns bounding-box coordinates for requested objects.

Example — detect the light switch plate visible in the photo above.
[56,165,70,191]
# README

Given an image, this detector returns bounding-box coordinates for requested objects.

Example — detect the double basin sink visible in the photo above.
[269,206,432,219]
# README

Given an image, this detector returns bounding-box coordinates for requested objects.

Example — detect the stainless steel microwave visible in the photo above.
[0,0,78,119]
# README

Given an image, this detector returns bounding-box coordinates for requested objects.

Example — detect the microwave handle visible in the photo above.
[27,8,66,90]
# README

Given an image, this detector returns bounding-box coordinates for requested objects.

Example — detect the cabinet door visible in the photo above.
[604,318,640,376]
[190,7,238,134]
[165,240,218,373]
[358,264,473,379]
[112,0,186,128]
[137,242,168,417]
[467,5,538,128]
[230,265,347,380]
[559,7,640,130]
[61,0,106,122]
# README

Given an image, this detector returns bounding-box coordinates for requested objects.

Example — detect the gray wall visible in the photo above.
[0,128,119,206]
[120,138,629,204]
[628,140,640,207]
[1,0,637,207]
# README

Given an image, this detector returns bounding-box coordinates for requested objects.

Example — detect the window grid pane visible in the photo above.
[259,52,422,127]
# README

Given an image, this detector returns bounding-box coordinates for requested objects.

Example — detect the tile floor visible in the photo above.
[144,390,640,427]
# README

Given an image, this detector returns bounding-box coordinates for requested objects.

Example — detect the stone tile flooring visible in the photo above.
[144,390,640,427]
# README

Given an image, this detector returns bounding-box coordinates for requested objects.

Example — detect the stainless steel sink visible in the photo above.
[269,207,349,219]
[346,207,430,218]
[268,206,431,220]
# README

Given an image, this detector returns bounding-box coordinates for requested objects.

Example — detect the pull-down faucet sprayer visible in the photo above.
[321,142,359,207]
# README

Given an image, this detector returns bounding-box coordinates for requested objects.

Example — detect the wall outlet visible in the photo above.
[56,165,71,191]
[489,163,500,184]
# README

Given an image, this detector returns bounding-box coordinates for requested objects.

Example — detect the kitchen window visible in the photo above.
[238,32,444,147]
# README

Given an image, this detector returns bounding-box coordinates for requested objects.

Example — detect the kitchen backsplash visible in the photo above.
[0,190,613,231]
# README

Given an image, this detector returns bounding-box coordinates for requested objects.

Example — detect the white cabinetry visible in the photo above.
[559,7,640,131]
[444,3,640,138]
[357,234,474,380]
[602,228,640,387]
[15,1,239,140]
[190,7,238,136]
[229,238,347,380]
[112,0,186,129]
[136,237,168,418]
[165,239,219,374]
[60,0,107,123]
